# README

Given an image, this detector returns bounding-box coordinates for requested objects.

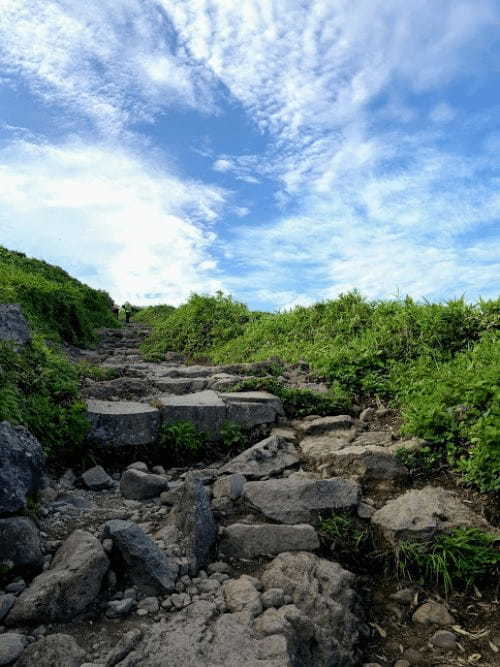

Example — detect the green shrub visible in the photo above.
[220,421,247,450]
[133,304,176,326]
[396,528,500,595]
[158,421,208,461]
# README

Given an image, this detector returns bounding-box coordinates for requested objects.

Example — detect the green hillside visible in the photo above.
[0,246,116,346]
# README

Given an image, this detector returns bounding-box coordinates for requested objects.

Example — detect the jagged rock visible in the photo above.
[103,520,177,594]
[14,634,87,667]
[261,551,361,665]
[0,517,43,572]
[120,469,169,500]
[0,304,31,346]
[104,629,143,667]
[219,523,319,558]
[0,633,28,666]
[313,445,408,481]
[371,486,496,544]
[82,465,114,491]
[298,415,356,436]
[86,400,160,446]
[299,430,357,470]
[243,477,361,523]
[0,421,45,514]
[220,435,300,479]
[213,473,245,500]
[158,390,227,435]
[6,530,109,625]
[163,474,217,574]
[223,576,263,615]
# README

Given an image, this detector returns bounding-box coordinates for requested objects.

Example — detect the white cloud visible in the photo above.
[0,139,227,305]
[213,158,232,172]
[430,103,457,123]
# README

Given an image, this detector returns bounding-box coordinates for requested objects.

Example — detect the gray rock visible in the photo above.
[14,633,87,667]
[219,523,319,559]
[220,435,300,479]
[243,477,360,524]
[103,520,177,594]
[0,633,28,666]
[105,629,143,667]
[120,469,169,500]
[412,601,455,626]
[298,415,355,436]
[430,630,457,649]
[223,576,263,615]
[371,486,496,544]
[313,445,408,481]
[82,465,114,491]
[6,530,109,625]
[152,377,208,395]
[86,400,160,446]
[0,517,43,572]
[127,461,149,472]
[106,598,135,618]
[299,430,357,470]
[0,595,15,623]
[165,474,217,574]
[351,431,394,447]
[261,551,361,666]
[158,390,227,436]
[213,474,245,500]
[261,588,286,608]
[222,392,283,428]
[0,421,45,514]
[0,304,31,346]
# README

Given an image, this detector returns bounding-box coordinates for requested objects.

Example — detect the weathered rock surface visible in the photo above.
[299,430,357,469]
[119,469,169,500]
[243,477,361,523]
[219,523,319,558]
[298,415,355,436]
[0,304,31,346]
[221,435,300,479]
[104,629,143,667]
[371,485,496,544]
[412,601,455,626]
[6,530,109,625]
[0,517,43,572]
[223,575,263,615]
[213,473,246,500]
[103,520,177,594]
[82,465,114,491]
[162,474,217,573]
[315,445,408,481]
[0,421,45,514]
[82,377,153,401]
[86,400,160,446]
[222,391,284,427]
[0,633,28,666]
[14,634,87,667]
[158,390,227,435]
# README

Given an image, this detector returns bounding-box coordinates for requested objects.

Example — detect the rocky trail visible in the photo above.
[1,324,499,666]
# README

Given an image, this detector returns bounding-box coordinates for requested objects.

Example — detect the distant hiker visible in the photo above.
[123,302,132,324]
[112,304,119,318]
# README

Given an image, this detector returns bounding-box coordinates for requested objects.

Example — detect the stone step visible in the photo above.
[86,400,160,446]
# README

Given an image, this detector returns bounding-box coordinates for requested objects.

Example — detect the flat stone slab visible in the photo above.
[316,445,408,481]
[219,523,319,558]
[152,377,208,395]
[221,435,300,479]
[298,415,356,436]
[371,486,497,545]
[86,400,160,446]
[221,391,284,428]
[300,431,356,469]
[158,390,227,435]
[243,477,361,524]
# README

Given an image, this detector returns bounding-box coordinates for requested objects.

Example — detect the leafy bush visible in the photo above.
[220,420,247,450]
[133,304,176,326]
[0,338,90,458]
[0,246,117,346]
[158,421,208,461]
[396,528,500,595]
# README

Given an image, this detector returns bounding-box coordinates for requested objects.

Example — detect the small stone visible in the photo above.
[430,630,457,649]
[357,502,375,519]
[137,597,159,614]
[0,632,28,666]
[390,588,415,604]
[5,580,26,595]
[82,465,114,491]
[106,598,135,618]
[152,466,166,475]
[261,588,285,608]
[102,539,113,554]
[207,561,231,575]
[213,474,246,500]
[412,601,455,626]
[127,461,149,472]
[0,596,15,623]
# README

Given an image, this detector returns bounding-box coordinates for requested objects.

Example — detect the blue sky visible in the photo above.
[0,1,499,310]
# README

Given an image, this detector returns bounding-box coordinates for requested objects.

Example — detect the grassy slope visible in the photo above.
[140,292,500,491]
[0,247,117,457]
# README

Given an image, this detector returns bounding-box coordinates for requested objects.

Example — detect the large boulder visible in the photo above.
[161,473,217,574]
[371,486,497,545]
[14,634,87,667]
[219,523,319,559]
[0,304,31,346]
[243,477,361,524]
[103,520,178,594]
[220,435,300,479]
[0,421,45,515]
[315,445,408,481]
[6,530,109,625]
[120,469,169,500]
[0,517,43,572]
[86,400,160,446]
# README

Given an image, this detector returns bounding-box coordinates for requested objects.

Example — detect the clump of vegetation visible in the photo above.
[396,528,500,595]
[0,338,90,459]
[158,421,208,461]
[0,246,117,346]
[220,420,247,450]
[139,292,499,491]
[133,304,176,326]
